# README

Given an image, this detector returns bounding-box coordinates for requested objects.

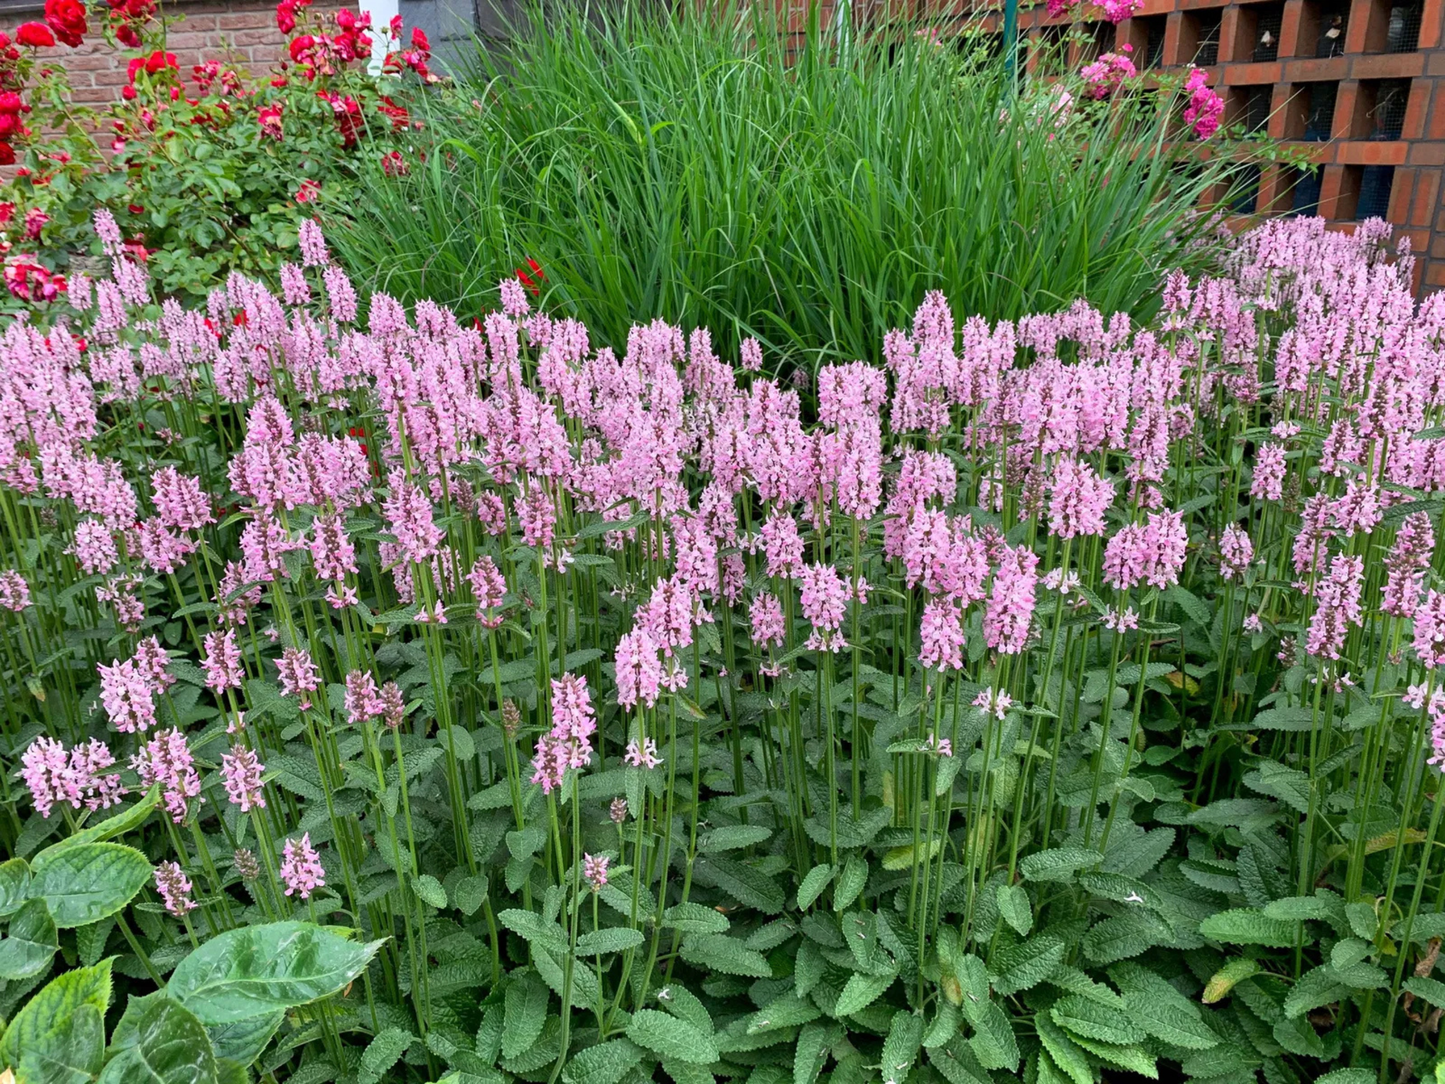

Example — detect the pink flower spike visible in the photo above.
[280,833,326,899]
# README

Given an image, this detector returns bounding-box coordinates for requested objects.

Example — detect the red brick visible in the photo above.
[1352,52,1426,79]
[1338,140,1409,165]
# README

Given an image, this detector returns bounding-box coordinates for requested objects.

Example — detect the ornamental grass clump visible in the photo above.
[1,209,1444,1084]
[335,2,1246,364]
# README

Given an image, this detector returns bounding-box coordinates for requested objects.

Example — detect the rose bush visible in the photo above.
[0,0,437,307]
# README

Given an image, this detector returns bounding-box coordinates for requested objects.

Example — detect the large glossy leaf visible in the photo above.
[167,922,385,1025]
[0,857,30,917]
[100,994,219,1084]
[0,959,110,1083]
[206,1011,283,1065]
[0,897,58,979]
[27,842,152,928]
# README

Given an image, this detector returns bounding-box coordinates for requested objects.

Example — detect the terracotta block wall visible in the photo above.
[776,0,1445,292]
[0,0,353,106]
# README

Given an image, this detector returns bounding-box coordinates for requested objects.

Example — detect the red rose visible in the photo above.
[0,143,15,166]
[411,26,429,53]
[288,34,314,62]
[0,92,24,115]
[15,23,55,48]
[43,0,87,47]
[144,50,177,75]
[275,0,296,33]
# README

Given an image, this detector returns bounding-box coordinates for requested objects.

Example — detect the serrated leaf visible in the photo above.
[0,897,57,980]
[1077,871,1163,910]
[1082,910,1174,965]
[359,1027,414,1084]
[794,1020,833,1084]
[967,1001,1019,1071]
[883,840,941,870]
[99,995,219,1084]
[1109,962,1218,1049]
[205,1011,282,1065]
[663,902,730,934]
[499,908,570,951]
[880,1011,924,1082]
[679,933,772,978]
[697,825,771,853]
[413,874,447,909]
[625,1009,717,1064]
[0,857,30,916]
[1020,847,1100,883]
[27,842,151,928]
[1405,975,1445,1010]
[747,991,820,1033]
[166,922,383,1025]
[797,865,835,910]
[561,1038,646,1084]
[1198,908,1299,947]
[1284,965,1348,1018]
[576,927,645,955]
[1243,762,1311,813]
[995,885,1032,936]
[1035,1013,1092,1084]
[41,787,160,853]
[503,972,549,1060]
[991,935,1063,995]
[834,856,867,912]
[454,876,487,917]
[0,959,110,1082]
[1051,993,1147,1045]
[834,969,897,1017]
[698,856,785,913]
[1202,958,1260,1003]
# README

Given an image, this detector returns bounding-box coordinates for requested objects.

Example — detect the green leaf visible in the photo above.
[747,992,820,1033]
[0,857,30,916]
[499,908,570,951]
[0,897,57,979]
[834,970,897,1017]
[1109,962,1218,1049]
[205,1011,282,1065]
[561,1038,646,1084]
[679,933,773,978]
[625,1009,717,1064]
[797,865,836,910]
[663,902,730,934]
[359,1028,415,1084]
[834,855,868,912]
[1203,958,1260,1002]
[995,885,1032,936]
[412,874,447,909]
[0,959,110,1082]
[1076,871,1163,910]
[1405,975,1445,1010]
[1050,994,1147,1046]
[1081,911,1174,965]
[1199,908,1300,947]
[576,927,645,955]
[454,875,487,917]
[166,922,384,1025]
[41,787,160,853]
[1314,1071,1375,1084]
[698,856,785,913]
[99,995,219,1084]
[503,972,549,1060]
[1285,965,1349,1018]
[880,1010,924,1082]
[1243,762,1311,813]
[794,1021,834,1084]
[1035,1013,1092,1084]
[697,825,771,853]
[1020,847,1100,883]
[27,842,152,928]
[990,935,1063,996]
[967,1002,1019,1071]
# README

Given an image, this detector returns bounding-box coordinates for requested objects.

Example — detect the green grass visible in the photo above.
[333,2,1246,364]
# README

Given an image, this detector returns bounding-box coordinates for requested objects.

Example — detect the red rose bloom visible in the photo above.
[0,143,14,166]
[43,0,87,47]
[15,23,55,48]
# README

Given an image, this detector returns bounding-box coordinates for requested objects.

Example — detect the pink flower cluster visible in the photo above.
[531,673,596,793]
[20,736,124,818]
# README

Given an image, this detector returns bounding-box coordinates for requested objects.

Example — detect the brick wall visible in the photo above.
[1,0,355,107]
